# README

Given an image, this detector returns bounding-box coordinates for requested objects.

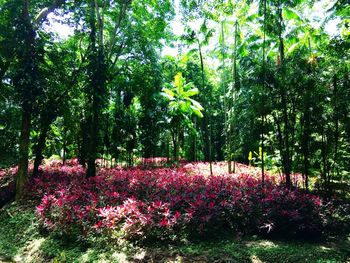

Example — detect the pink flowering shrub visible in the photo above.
[29,162,330,240]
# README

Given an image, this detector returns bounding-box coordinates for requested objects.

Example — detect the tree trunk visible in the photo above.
[321,123,330,192]
[261,114,265,183]
[62,126,67,165]
[209,105,213,175]
[172,130,178,162]
[277,1,291,188]
[301,39,314,191]
[86,94,99,177]
[78,118,88,167]
[15,0,35,200]
[301,111,310,191]
[261,0,267,182]
[166,135,170,163]
[16,110,31,200]
[198,39,212,167]
[231,21,239,174]
[333,74,339,185]
[301,76,313,191]
[220,22,230,173]
[86,0,106,177]
[32,123,50,177]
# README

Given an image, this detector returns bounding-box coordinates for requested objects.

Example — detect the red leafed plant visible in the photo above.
[29,161,330,240]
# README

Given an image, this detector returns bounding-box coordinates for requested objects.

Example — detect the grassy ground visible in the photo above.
[0,202,349,263]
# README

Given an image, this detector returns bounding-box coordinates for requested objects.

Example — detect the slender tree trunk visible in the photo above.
[231,21,239,173]
[321,123,329,192]
[166,135,170,163]
[201,118,209,160]
[301,112,310,191]
[198,38,212,169]
[220,22,231,173]
[301,37,315,191]
[301,108,311,191]
[79,118,88,167]
[281,87,291,188]
[62,127,67,165]
[333,74,339,185]
[328,74,340,195]
[209,102,213,176]
[261,114,265,182]
[171,130,178,161]
[191,119,197,161]
[276,1,291,188]
[32,123,50,177]
[261,0,267,183]
[191,134,196,161]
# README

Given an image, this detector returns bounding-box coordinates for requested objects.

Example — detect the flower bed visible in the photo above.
[30,163,328,240]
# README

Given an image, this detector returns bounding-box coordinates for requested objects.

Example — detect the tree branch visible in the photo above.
[34,0,66,25]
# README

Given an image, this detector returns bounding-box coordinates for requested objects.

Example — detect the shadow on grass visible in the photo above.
[0,203,41,262]
[110,231,350,263]
[246,238,350,263]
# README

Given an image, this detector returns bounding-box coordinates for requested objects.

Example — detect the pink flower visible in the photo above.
[159,218,169,227]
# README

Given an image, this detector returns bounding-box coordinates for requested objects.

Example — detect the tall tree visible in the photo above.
[13,0,66,199]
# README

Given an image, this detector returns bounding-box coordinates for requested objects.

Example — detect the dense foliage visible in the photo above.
[0,0,349,198]
[15,161,344,241]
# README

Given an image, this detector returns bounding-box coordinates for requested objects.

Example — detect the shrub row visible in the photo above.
[31,164,332,240]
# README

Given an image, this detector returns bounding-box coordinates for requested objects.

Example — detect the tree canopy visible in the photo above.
[0,0,349,197]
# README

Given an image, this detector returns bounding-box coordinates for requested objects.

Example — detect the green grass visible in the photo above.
[0,203,349,263]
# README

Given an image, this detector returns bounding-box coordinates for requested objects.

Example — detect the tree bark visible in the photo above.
[220,22,231,173]
[32,123,50,177]
[333,74,339,185]
[86,0,106,177]
[16,110,31,200]
[78,118,88,167]
[277,1,291,188]
[261,0,267,183]
[197,38,212,167]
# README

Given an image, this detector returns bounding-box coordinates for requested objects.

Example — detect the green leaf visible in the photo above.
[161,92,174,101]
[164,83,173,89]
[189,98,203,111]
[183,82,193,90]
[174,72,183,88]
[179,100,190,112]
[180,55,189,64]
[283,8,302,21]
[286,42,299,55]
[190,105,203,118]
[184,88,199,97]
[162,88,175,98]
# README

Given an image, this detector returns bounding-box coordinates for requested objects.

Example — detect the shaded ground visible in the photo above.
[0,202,349,263]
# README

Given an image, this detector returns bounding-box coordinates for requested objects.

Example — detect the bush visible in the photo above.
[30,163,334,241]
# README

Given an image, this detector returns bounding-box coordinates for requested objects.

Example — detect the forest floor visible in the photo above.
[0,161,349,263]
